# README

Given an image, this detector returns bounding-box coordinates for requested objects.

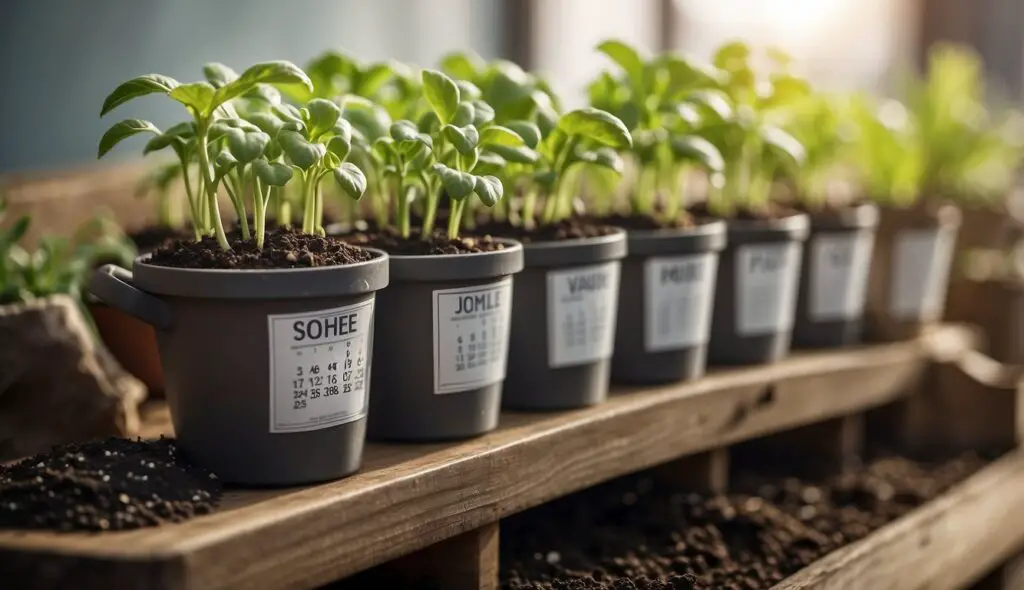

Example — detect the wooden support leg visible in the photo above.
[329,522,499,590]
[971,550,1024,590]
[652,447,729,494]
[730,413,865,477]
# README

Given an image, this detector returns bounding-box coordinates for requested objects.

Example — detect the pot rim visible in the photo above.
[806,202,880,231]
[725,212,811,245]
[131,247,390,299]
[625,219,728,257]
[522,227,628,268]
[387,237,525,283]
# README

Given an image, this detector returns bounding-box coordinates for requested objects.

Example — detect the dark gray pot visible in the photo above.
[612,221,728,384]
[708,214,810,365]
[793,204,879,348]
[367,241,524,441]
[89,252,389,486]
[502,230,628,410]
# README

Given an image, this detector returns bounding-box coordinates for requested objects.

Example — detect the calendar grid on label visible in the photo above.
[643,253,717,352]
[433,278,513,395]
[547,262,620,368]
[268,300,373,434]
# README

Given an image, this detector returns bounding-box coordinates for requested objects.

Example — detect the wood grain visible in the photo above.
[774,450,1024,590]
[0,330,964,590]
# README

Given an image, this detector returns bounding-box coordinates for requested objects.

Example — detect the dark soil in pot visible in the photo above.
[688,206,809,365]
[127,226,193,253]
[470,219,627,411]
[337,228,524,442]
[499,450,989,589]
[90,228,389,485]
[791,203,878,349]
[0,436,221,532]
[593,214,726,385]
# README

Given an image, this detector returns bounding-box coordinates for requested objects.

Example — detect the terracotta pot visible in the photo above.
[88,302,165,397]
[865,204,961,341]
[946,277,1024,365]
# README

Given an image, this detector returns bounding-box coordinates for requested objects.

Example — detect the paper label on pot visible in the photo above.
[432,277,513,395]
[889,228,956,319]
[735,242,802,336]
[547,262,621,368]
[643,253,718,352]
[267,299,374,434]
[809,232,874,321]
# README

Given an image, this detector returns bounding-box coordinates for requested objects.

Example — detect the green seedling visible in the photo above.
[134,159,189,230]
[780,92,859,209]
[848,95,924,207]
[98,61,314,250]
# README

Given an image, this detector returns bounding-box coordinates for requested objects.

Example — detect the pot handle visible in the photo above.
[90,265,173,330]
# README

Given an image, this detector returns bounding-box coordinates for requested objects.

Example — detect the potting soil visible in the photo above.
[472,219,618,243]
[343,228,510,255]
[500,452,989,589]
[0,436,222,532]
[147,226,374,269]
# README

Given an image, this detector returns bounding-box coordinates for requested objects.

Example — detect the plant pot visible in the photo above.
[88,302,166,396]
[89,252,389,486]
[367,241,524,441]
[708,213,810,365]
[502,230,628,410]
[865,204,961,341]
[792,204,879,348]
[611,221,727,384]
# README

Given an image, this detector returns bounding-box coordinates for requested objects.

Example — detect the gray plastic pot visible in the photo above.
[612,221,728,384]
[367,241,524,441]
[708,214,810,365]
[793,204,879,348]
[89,252,389,486]
[502,230,628,410]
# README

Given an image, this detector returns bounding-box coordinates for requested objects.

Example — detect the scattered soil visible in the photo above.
[341,227,509,256]
[500,451,989,589]
[146,226,375,270]
[472,219,619,244]
[0,437,222,532]
[128,226,192,253]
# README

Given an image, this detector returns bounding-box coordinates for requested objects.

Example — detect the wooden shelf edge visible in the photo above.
[773,450,1024,590]
[0,329,966,590]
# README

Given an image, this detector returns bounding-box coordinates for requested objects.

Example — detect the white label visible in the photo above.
[889,228,956,319]
[809,232,874,321]
[643,253,718,352]
[547,262,621,368]
[736,242,802,336]
[267,300,374,434]
[432,278,513,395]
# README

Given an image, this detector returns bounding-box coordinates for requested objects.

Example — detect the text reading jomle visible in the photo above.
[292,312,360,342]
[455,289,503,315]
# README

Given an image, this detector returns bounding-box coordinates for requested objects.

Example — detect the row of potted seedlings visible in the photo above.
[88,41,1020,486]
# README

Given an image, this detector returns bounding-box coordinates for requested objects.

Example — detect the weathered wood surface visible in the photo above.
[773,450,1024,590]
[0,329,966,590]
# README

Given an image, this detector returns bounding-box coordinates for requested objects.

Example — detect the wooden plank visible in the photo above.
[732,413,865,477]
[0,330,965,590]
[773,450,1024,590]
[652,448,730,494]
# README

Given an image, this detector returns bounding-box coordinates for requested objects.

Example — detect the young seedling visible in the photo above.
[134,159,188,230]
[780,92,858,209]
[98,61,314,250]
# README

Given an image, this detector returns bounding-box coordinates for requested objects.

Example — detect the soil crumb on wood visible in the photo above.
[473,219,618,243]
[500,452,989,589]
[0,437,222,532]
[341,228,508,256]
[147,226,375,270]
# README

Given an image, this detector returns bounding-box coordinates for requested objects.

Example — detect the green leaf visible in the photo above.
[453,102,476,127]
[713,41,751,71]
[558,108,633,149]
[97,119,160,159]
[100,74,179,116]
[473,151,507,176]
[421,69,461,123]
[372,137,399,164]
[244,84,281,105]
[143,122,194,155]
[440,51,484,81]
[473,175,503,206]
[480,125,526,148]
[670,135,725,172]
[417,110,442,134]
[203,63,239,88]
[597,39,645,89]
[342,98,393,141]
[252,159,293,186]
[391,119,422,143]
[576,147,625,175]
[456,80,482,100]
[213,150,238,182]
[505,120,542,149]
[278,129,325,170]
[214,120,269,163]
[306,98,342,140]
[486,144,539,165]
[761,125,806,168]
[682,90,734,123]
[273,103,305,125]
[470,100,495,127]
[246,112,285,136]
[169,82,215,115]
[355,63,396,97]
[443,124,480,155]
[333,162,368,200]
[432,163,476,199]
[211,61,313,115]
[328,133,352,162]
